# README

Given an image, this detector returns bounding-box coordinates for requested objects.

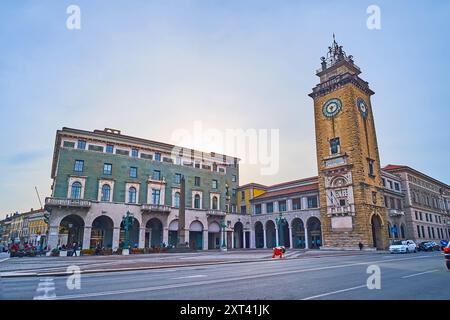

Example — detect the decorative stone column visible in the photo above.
[250,229,255,248]
[82,226,91,249]
[112,227,121,250]
[231,231,234,249]
[163,227,169,246]
[275,227,279,247]
[203,230,208,250]
[138,227,146,249]
[47,225,59,250]
[243,231,248,248]
[288,226,293,248]
[263,227,267,249]
[305,225,309,249]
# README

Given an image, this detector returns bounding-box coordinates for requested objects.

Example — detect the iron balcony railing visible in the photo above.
[45,197,91,208]
[206,210,226,217]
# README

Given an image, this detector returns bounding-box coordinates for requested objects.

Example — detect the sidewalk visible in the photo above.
[0,249,384,278]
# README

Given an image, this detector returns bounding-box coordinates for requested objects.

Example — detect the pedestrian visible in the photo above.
[358,242,363,250]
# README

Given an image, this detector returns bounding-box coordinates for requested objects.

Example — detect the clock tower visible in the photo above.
[309,36,389,250]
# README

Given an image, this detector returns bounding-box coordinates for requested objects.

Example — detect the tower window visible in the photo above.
[372,192,377,205]
[368,159,375,177]
[330,137,340,155]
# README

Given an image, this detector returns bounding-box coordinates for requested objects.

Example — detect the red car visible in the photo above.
[444,242,450,270]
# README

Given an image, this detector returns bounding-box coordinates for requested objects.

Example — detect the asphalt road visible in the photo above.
[0,251,448,300]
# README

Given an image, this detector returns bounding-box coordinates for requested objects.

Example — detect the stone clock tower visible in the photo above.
[309,36,389,250]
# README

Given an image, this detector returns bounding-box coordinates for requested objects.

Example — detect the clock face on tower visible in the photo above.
[322,98,342,118]
[357,97,369,118]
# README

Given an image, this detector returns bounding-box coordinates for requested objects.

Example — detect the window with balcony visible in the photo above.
[130,167,137,178]
[77,140,86,150]
[212,196,218,210]
[194,194,201,209]
[194,176,201,187]
[101,184,111,202]
[103,163,112,175]
[71,182,82,199]
[279,200,287,212]
[128,187,137,204]
[74,160,84,172]
[266,202,274,213]
[255,204,262,214]
[152,189,160,205]
[175,173,181,184]
[152,170,161,181]
[292,198,301,210]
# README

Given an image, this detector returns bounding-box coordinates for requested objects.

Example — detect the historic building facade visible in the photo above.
[383,165,450,242]
[45,127,240,250]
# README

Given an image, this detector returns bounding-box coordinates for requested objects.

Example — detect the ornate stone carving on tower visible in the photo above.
[309,35,389,250]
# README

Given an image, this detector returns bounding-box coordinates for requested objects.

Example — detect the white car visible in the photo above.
[389,240,417,254]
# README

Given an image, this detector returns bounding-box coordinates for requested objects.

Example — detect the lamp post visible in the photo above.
[122,211,134,255]
[220,218,227,252]
[275,212,287,247]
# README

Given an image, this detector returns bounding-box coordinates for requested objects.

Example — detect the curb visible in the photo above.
[0,251,378,278]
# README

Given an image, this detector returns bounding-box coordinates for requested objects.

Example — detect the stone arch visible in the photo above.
[208,221,221,249]
[254,221,264,248]
[146,218,163,248]
[189,220,204,250]
[265,220,276,248]
[234,222,244,249]
[91,215,114,248]
[168,219,179,247]
[291,218,305,249]
[59,214,85,248]
[371,214,383,250]
[307,217,322,249]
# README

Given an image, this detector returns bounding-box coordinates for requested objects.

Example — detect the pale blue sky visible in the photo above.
[1,0,449,217]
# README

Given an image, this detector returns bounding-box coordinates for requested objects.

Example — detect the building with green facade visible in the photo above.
[45,127,240,251]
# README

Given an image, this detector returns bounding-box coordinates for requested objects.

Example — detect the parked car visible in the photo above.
[417,241,434,252]
[440,240,449,251]
[428,241,441,251]
[444,242,450,270]
[389,240,417,254]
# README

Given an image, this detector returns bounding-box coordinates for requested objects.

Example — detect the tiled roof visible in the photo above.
[252,183,319,201]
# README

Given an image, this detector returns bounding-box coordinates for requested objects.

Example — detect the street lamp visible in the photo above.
[275,212,287,247]
[122,211,134,255]
[220,218,227,252]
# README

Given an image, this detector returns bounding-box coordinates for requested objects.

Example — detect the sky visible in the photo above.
[0,0,449,218]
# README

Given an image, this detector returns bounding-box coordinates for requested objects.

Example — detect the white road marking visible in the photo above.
[401,269,439,279]
[49,255,435,300]
[0,258,9,263]
[33,278,56,300]
[172,275,207,280]
[301,285,367,300]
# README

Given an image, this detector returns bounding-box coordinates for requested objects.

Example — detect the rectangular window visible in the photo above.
[74,160,84,172]
[381,178,386,187]
[266,202,274,214]
[419,212,423,221]
[330,137,340,155]
[425,213,429,222]
[292,198,301,210]
[417,225,421,238]
[339,199,347,207]
[415,211,418,220]
[388,180,393,189]
[421,225,425,237]
[212,180,218,189]
[130,167,137,178]
[116,149,129,156]
[63,141,75,148]
[232,188,237,197]
[175,173,181,184]
[307,196,318,208]
[88,145,104,152]
[77,140,86,150]
[103,163,112,175]
[131,149,139,157]
[152,170,161,181]
[240,205,247,214]
[232,175,237,182]
[106,144,114,153]
[154,152,161,161]
[279,200,287,212]
[152,189,161,205]
[194,176,201,186]
[368,160,375,177]
[394,182,400,191]
[255,204,262,214]
[241,191,245,201]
